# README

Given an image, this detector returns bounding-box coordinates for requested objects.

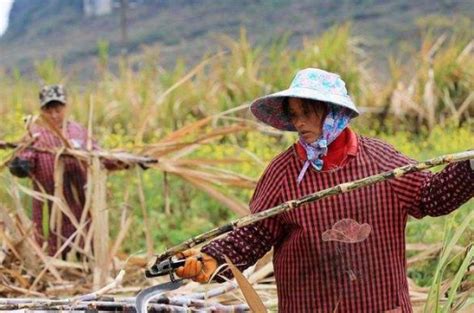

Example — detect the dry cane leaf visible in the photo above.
[224,255,267,313]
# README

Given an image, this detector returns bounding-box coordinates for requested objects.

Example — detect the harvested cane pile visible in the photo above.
[0,224,473,312]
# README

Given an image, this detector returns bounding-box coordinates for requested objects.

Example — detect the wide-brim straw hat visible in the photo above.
[250,68,359,131]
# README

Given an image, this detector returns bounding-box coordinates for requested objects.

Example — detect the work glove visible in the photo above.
[175,249,218,283]
[8,157,31,178]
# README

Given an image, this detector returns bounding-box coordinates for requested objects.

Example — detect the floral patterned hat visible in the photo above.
[250,68,359,131]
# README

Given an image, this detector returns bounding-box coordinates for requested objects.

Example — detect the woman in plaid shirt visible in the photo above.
[176,68,473,312]
[9,85,126,258]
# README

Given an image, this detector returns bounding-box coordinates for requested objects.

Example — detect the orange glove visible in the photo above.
[175,249,218,283]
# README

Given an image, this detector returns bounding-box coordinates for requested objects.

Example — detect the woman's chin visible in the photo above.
[302,135,316,144]
[301,132,323,144]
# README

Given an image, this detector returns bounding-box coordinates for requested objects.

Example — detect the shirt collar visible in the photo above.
[295,127,358,160]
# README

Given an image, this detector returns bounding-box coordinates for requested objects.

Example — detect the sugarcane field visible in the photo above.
[0,1,473,312]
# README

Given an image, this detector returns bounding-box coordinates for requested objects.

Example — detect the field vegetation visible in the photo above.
[0,23,472,311]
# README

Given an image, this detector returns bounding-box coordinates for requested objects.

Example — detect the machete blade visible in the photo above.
[135,279,186,313]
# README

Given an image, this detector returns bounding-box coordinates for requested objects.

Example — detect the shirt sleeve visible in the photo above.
[414,160,474,217]
[365,137,474,219]
[15,133,42,173]
[16,148,37,170]
[202,155,288,280]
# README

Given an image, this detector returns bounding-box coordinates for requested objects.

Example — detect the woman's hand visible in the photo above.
[175,249,218,283]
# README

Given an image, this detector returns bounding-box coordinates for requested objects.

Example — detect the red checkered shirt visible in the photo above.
[19,121,99,256]
[202,135,474,313]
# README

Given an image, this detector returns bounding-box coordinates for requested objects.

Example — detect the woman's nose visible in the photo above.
[293,117,304,129]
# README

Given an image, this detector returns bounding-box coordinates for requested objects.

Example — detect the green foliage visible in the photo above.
[34,58,63,84]
[97,39,110,71]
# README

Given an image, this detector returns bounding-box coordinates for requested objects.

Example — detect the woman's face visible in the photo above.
[41,102,66,129]
[288,97,327,144]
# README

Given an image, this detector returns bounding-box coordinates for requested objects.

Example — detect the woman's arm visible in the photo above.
[201,155,288,280]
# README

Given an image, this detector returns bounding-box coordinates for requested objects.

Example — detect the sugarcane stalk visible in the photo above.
[0,140,158,165]
[0,299,250,312]
[151,150,474,266]
[0,141,18,149]
[0,300,188,312]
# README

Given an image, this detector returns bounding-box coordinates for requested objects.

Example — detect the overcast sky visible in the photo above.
[0,0,14,36]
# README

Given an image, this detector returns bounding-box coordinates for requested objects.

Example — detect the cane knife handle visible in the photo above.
[145,255,203,278]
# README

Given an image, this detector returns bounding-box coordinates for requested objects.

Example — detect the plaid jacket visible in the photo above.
[19,121,100,256]
[203,135,474,313]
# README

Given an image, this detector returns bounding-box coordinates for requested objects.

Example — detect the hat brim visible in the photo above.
[250,87,359,131]
[40,97,67,107]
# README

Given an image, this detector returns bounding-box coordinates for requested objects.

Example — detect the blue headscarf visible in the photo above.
[297,105,353,184]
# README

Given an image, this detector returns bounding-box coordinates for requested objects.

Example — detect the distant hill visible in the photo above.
[0,0,473,77]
